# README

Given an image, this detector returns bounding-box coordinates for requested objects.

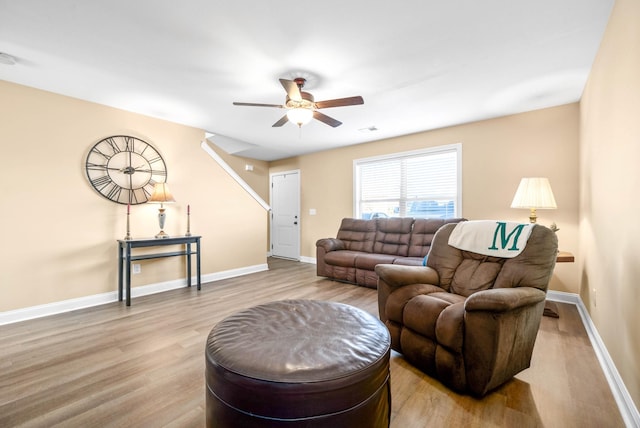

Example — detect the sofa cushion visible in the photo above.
[355,253,398,271]
[336,218,377,253]
[324,250,362,268]
[408,218,465,257]
[392,257,424,266]
[373,218,414,256]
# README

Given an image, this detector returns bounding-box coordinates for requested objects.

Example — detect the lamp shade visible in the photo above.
[286,108,313,126]
[148,182,176,203]
[511,177,557,209]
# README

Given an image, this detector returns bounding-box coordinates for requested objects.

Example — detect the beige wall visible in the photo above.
[0,81,268,312]
[208,143,270,203]
[580,0,640,409]
[206,141,271,251]
[271,103,580,293]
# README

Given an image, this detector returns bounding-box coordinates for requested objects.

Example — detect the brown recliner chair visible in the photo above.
[375,222,558,397]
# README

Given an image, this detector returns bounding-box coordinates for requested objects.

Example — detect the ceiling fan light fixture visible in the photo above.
[286,108,313,127]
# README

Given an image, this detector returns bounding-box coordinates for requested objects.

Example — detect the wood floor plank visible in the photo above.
[0,258,625,427]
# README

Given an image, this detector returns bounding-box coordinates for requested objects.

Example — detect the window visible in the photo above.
[354,143,461,219]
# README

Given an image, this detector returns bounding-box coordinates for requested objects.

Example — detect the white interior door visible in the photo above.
[270,171,300,260]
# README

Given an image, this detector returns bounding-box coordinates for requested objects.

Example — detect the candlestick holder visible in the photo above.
[124,209,132,240]
[185,209,191,236]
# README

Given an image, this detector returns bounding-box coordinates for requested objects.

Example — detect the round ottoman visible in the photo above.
[205,299,391,427]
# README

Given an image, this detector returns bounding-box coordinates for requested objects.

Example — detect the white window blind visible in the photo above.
[354,144,461,219]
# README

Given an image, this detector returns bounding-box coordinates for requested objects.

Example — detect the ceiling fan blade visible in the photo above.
[279,78,302,102]
[272,115,289,127]
[313,111,342,127]
[315,96,364,109]
[233,102,284,108]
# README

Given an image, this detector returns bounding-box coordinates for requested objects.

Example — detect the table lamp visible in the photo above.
[148,182,176,238]
[510,177,557,223]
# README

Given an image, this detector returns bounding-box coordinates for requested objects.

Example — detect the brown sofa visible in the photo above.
[375,222,558,396]
[316,217,465,288]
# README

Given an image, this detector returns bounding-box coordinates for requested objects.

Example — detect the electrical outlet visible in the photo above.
[133,264,141,274]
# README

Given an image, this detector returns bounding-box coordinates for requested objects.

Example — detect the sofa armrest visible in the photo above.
[465,287,546,313]
[316,238,346,278]
[316,238,345,252]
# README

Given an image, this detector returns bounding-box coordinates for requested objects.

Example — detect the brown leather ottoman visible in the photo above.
[205,299,391,427]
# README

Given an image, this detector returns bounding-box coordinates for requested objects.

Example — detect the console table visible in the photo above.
[117,236,201,306]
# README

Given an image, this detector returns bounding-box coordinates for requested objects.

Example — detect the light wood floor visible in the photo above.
[0,258,624,427]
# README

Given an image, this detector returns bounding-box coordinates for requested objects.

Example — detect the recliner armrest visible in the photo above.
[463,286,548,396]
[465,287,546,313]
[316,238,345,252]
[375,264,439,287]
[376,264,441,323]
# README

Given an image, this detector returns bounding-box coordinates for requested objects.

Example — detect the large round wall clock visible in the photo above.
[85,135,168,205]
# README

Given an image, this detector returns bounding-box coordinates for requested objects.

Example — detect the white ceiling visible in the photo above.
[0,0,613,161]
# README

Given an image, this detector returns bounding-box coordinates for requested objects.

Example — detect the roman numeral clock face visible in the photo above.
[85,135,168,204]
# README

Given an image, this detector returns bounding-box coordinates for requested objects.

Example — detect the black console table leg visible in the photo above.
[186,242,192,287]
[196,238,201,290]
[125,246,132,307]
[118,245,124,301]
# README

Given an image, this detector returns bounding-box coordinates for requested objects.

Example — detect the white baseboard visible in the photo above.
[546,289,582,305]
[547,291,639,427]
[299,256,316,264]
[0,291,119,326]
[201,263,268,283]
[0,263,269,326]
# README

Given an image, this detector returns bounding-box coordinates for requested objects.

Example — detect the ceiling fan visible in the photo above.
[233,77,364,128]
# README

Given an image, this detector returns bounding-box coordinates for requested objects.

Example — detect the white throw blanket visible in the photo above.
[448,220,534,258]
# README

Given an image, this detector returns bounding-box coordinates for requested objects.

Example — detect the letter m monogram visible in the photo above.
[488,222,526,251]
